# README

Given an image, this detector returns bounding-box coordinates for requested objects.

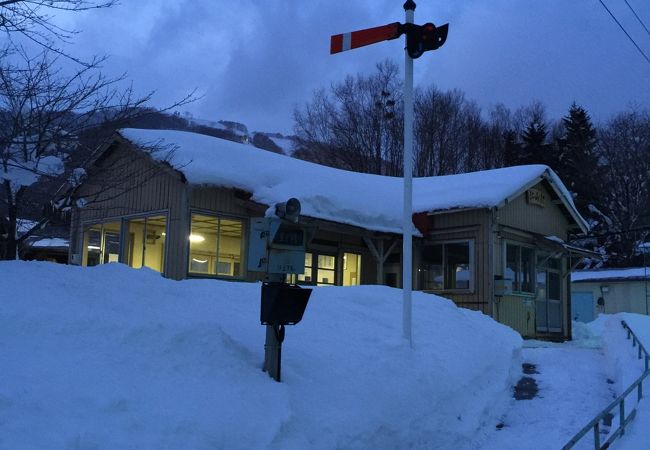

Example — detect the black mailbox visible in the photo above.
[261,282,311,325]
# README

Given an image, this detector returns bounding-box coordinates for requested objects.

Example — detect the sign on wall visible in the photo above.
[526,188,546,208]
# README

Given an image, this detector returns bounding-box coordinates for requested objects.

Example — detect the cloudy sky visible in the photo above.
[56,0,650,134]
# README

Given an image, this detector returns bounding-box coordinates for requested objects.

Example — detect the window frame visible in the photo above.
[504,241,536,296]
[186,210,247,280]
[419,239,475,293]
[296,250,338,286]
[79,210,171,273]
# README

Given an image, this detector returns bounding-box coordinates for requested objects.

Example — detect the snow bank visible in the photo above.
[119,128,582,234]
[582,314,650,450]
[0,261,522,449]
[573,268,650,282]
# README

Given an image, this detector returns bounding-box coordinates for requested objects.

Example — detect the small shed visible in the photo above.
[67,128,592,340]
[571,268,650,320]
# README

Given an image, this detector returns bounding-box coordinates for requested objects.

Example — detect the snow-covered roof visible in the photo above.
[119,128,587,234]
[29,238,69,248]
[572,267,650,282]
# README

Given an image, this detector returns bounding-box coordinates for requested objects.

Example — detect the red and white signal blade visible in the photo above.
[330,22,401,54]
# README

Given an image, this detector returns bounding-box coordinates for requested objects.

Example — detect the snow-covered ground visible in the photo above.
[471,316,650,450]
[473,345,613,450]
[1,261,522,450]
[609,313,650,450]
[3,260,649,449]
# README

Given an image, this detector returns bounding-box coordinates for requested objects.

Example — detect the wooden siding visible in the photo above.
[497,181,572,239]
[190,187,266,217]
[495,295,536,337]
[72,142,189,280]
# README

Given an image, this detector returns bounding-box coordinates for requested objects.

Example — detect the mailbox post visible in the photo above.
[248,198,313,382]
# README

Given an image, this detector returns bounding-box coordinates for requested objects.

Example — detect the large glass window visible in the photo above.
[82,221,121,267]
[297,253,313,283]
[188,214,244,277]
[125,215,167,273]
[419,241,473,291]
[297,252,337,286]
[317,254,336,285]
[506,243,535,294]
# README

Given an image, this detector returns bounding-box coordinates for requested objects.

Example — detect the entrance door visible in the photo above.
[342,252,361,286]
[572,292,595,323]
[535,257,563,333]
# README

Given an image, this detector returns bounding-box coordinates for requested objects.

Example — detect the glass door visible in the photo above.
[535,255,563,333]
[535,269,547,332]
[342,252,361,286]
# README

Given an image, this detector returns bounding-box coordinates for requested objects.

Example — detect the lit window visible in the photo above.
[297,252,337,286]
[297,252,313,283]
[419,241,473,291]
[82,221,121,267]
[188,214,244,277]
[125,215,167,273]
[342,252,362,286]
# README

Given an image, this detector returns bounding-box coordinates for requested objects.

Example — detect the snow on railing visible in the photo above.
[562,320,650,450]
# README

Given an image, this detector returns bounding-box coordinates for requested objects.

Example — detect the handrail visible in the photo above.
[562,320,650,450]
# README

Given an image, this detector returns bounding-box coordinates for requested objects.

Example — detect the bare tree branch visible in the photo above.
[1,0,117,66]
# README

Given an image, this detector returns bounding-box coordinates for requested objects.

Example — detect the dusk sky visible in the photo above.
[55,0,650,134]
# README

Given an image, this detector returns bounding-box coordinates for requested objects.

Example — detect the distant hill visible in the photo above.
[123,110,298,156]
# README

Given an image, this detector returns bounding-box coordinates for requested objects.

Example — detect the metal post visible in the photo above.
[402,0,415,346]
[263,324,285,382]
[620,399,625,436]
[593,422,600,450]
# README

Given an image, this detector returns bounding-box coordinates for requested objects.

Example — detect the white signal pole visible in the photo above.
[330,0,448,346]
[402,0,415,346]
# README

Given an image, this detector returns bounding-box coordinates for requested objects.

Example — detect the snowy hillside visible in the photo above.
[1,261,522,449]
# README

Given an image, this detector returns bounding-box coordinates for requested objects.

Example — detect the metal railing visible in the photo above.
[563,320,650,450]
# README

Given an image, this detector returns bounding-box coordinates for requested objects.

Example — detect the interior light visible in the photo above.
[192,258,208,264]
[161,232,166,236]
[189,234,205,243]
[88,245,101,250]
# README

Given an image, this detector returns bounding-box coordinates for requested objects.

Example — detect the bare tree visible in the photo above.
[594,109,650,266]
[293,60,403,175]
[414,87,486,176]
[0,50,191,259]
[0,0,115,65]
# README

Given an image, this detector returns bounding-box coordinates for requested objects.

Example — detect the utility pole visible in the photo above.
[402,0,415,345]
[330,3,448,345]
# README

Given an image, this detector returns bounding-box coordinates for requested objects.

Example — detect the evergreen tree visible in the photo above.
[502,130,521,167]
[520,118,549,165]
[556,103,600,214]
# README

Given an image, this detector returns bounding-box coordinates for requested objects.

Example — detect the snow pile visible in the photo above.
[119,128,583,234]
[570,318,607,349]
[0,261,522,449]
[573,267,650,282]
[581,314,650,450]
